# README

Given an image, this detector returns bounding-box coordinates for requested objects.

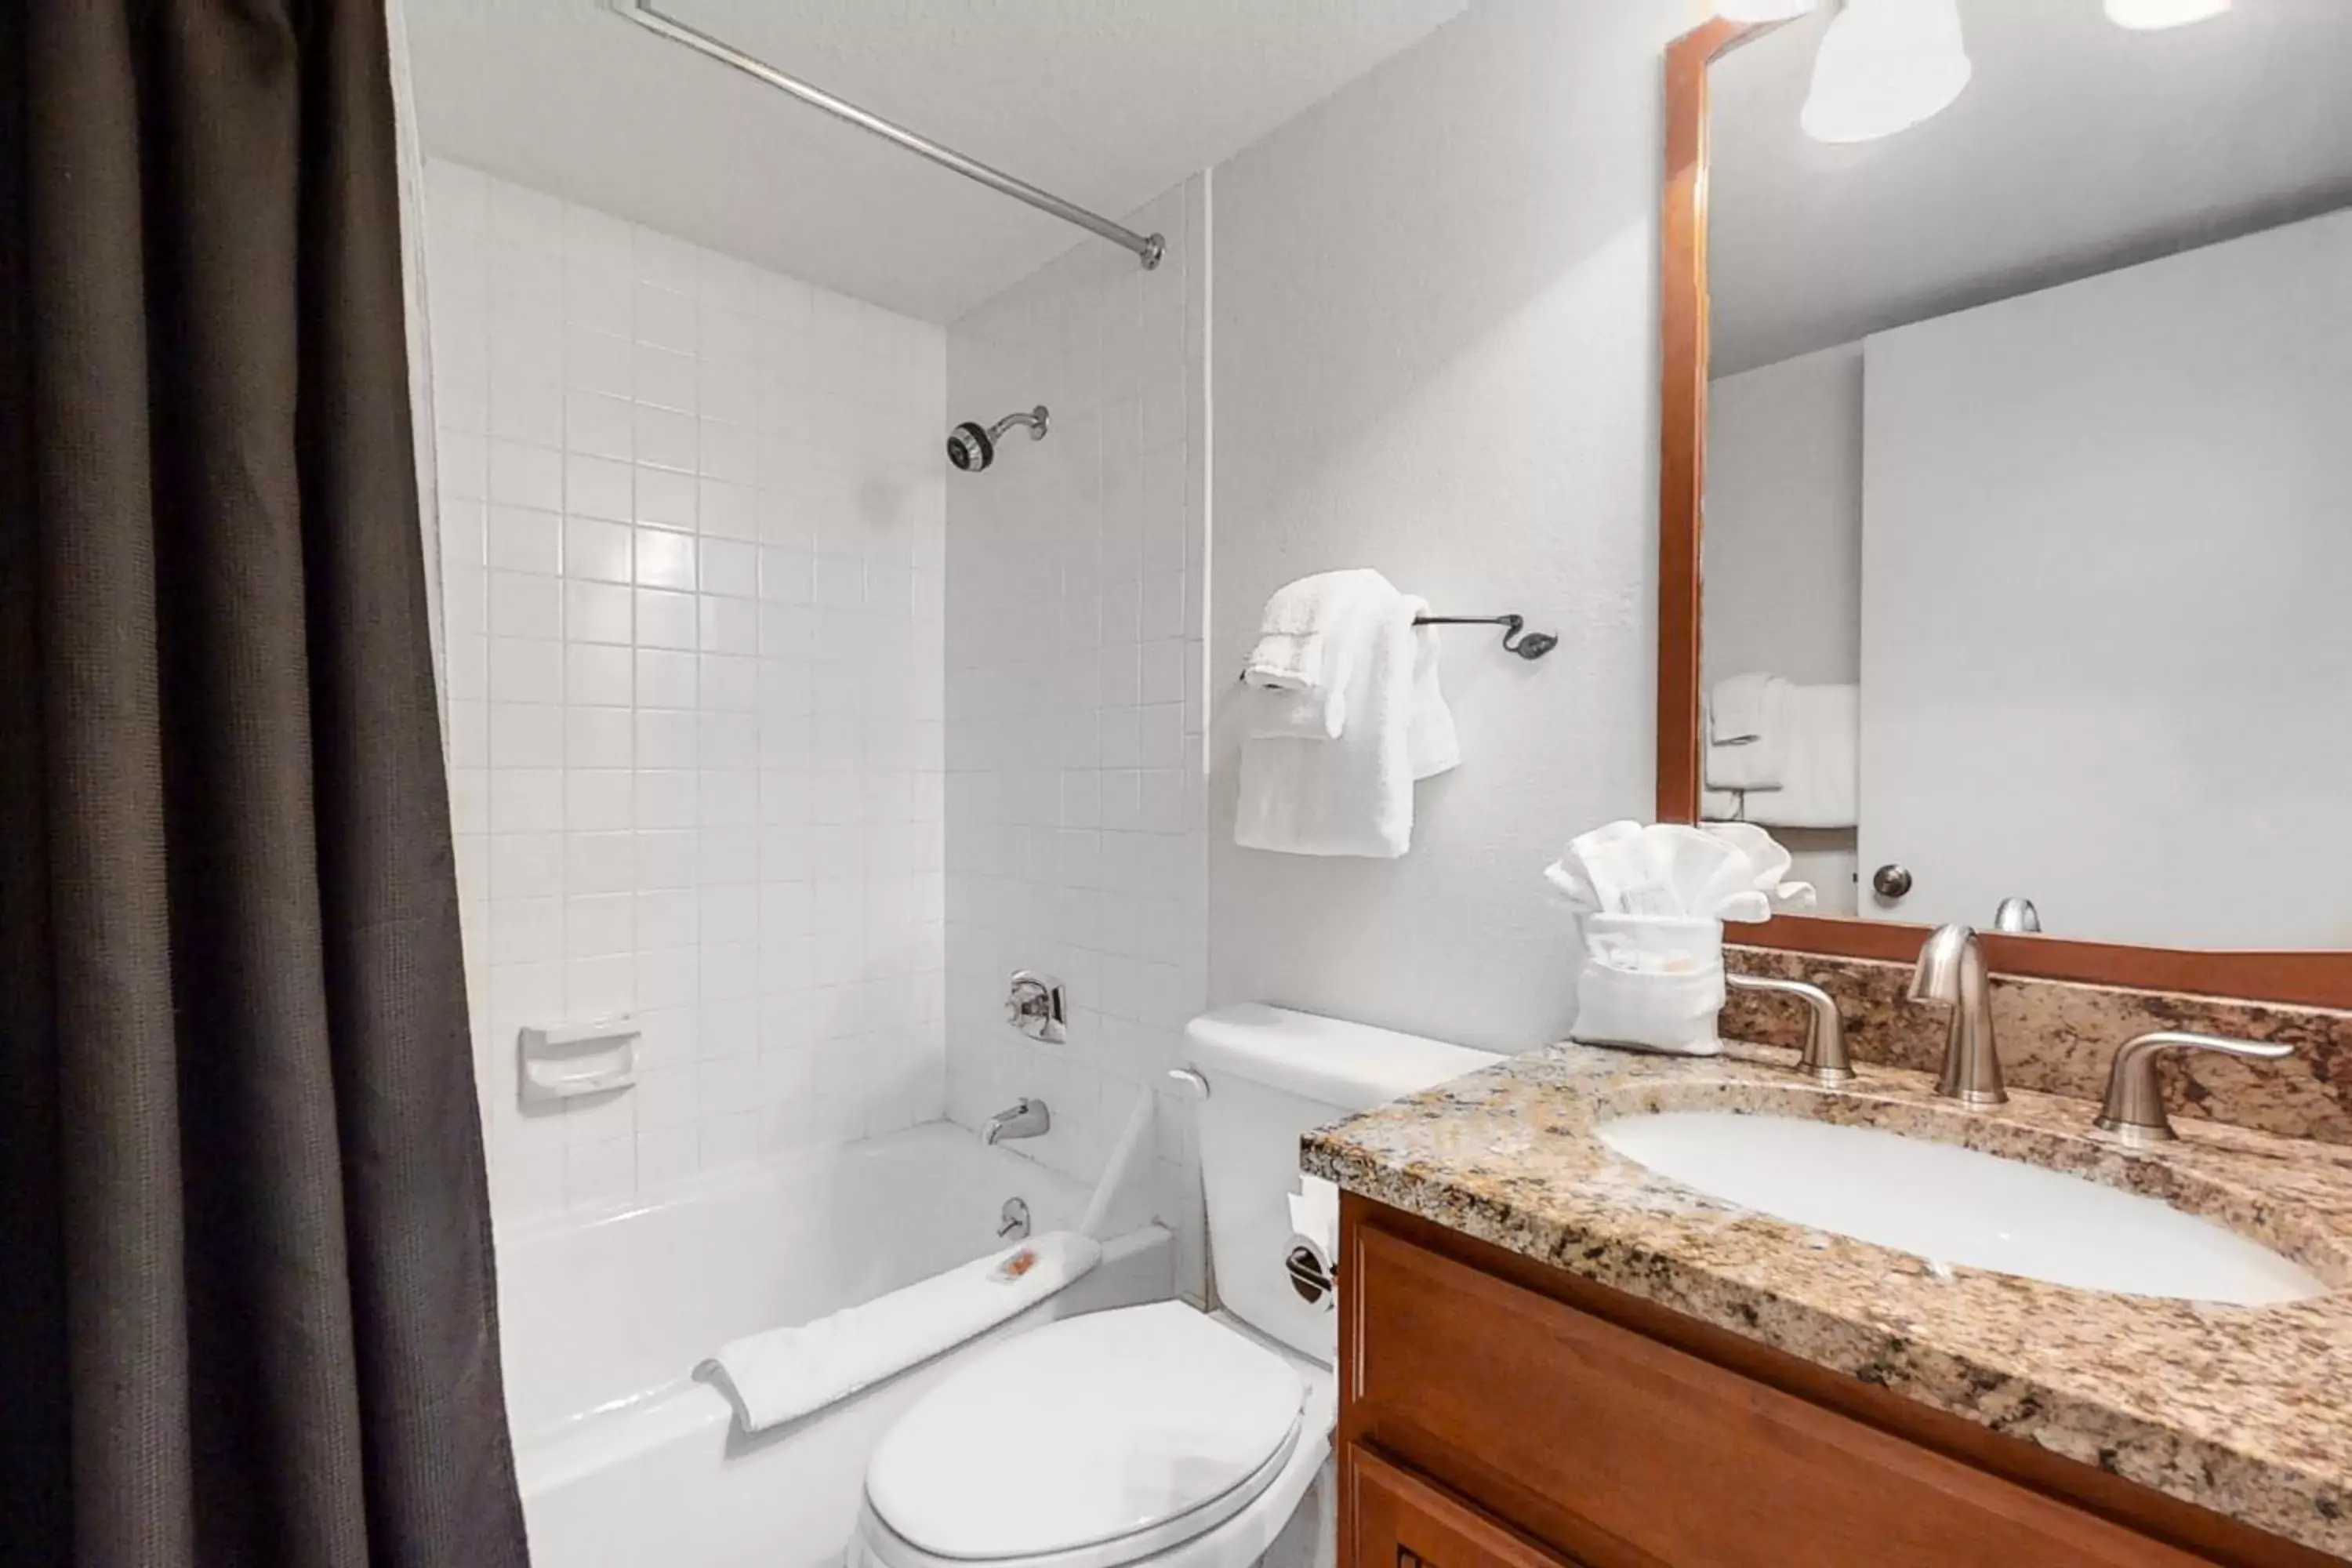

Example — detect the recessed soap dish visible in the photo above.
[517,1015,639,1103]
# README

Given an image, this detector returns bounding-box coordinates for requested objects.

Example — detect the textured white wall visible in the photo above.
[942,180,1210,1298]
[1207,0,1708,1053]
[424,161,949,1221]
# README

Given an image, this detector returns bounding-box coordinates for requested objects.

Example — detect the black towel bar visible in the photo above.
[1413,613,1558,660]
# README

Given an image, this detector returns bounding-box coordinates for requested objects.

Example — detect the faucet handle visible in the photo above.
[1726,973,1853,1087]
[1005,970,1067,1043]
[2093,1031,2293,1146]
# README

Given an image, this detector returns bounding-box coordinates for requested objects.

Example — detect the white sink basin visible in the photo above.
[1598,1111,2325,1305]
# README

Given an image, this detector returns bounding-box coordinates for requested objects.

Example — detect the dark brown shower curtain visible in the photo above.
[0,3,530,1566]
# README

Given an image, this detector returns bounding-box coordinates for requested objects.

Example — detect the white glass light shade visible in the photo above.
[1716,0,1819,20]
[2105,0,2230,29]
[1802,0,1973,144]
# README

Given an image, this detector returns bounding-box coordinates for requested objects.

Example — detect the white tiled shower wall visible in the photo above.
[422,160,948,1221]
[942,179,1211,1296]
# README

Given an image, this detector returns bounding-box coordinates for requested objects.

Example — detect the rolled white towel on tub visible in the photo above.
[697,1229,1103,1432]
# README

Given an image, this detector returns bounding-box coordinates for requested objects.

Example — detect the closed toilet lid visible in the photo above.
[866,1301,1306,1562]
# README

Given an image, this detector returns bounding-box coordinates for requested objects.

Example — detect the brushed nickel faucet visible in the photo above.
[983,1098,1051,1146]
[1908,924,2006,1106]
[1992,896,2042,933]
[1726,972,1854,1087]
[2092,1032,2292,1146]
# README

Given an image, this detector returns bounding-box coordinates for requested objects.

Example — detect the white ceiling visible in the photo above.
[1708,0,2352,376]
[405,0,1468,324]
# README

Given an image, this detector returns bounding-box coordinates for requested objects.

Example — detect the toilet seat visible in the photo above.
[858,1302,1322,1568]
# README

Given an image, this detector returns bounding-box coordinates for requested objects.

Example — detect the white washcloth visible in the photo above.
[1740,684,1857,829]
[1404,611,1461,780]
[696,1230,1102,1433]
[1704,674,1789,790]
[1236,585,1432,858]
[1709,673,1777,743]
[1241,569,1387,740]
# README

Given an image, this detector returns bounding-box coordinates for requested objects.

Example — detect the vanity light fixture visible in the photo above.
[2104,0,2231,28]
[1802,0,1973,144]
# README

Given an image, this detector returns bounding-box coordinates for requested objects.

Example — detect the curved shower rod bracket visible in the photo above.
[610,0,1167,270]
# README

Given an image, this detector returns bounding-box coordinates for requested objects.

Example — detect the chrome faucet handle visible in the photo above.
[2093,1032,2292,1146]
[1909,924,2006,1107]
[1004,970,1067,1044]
[1726,973,1854,1087]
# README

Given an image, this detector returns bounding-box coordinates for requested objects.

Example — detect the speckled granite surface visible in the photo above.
[1724,946,2352,1144]
[1303,1044,2352,1558]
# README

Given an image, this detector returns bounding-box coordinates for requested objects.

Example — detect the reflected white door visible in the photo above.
[1856,208,2352,948]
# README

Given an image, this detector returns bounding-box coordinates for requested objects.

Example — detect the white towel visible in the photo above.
[1241,568,1386,741]
[1709,672,1777,743]
[1741,684,1858,829]
[1404,612,1461,781]
[1704,674,1789,790]
[1236,585,1436,858]
[696,1230,1102,1433]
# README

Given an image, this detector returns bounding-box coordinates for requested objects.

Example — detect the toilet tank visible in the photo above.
[1183,1004,1502,1363]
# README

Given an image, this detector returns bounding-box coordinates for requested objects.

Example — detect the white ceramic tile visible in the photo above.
[564,579,633,645]
[636,649,698,710]
[635,588,698,652]
[489,441,564,512]
[939,180,1205,1266]
[634,281,698,354]
[633,527,696,590]
[488,506,561,575]
[564,454,633,524]
[430,159,948,1219]
[629,343,693,416]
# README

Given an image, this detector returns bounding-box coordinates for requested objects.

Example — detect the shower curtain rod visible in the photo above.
[612,0,1166,270]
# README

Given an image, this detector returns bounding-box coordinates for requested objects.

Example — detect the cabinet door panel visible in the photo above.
[1348,1220,2211,1568]
[1348,1444,1592,1568]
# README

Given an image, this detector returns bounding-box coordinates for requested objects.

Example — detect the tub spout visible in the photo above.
[983,1098,1050,1146]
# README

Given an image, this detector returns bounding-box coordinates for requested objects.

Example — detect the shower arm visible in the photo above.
[990,407,1049,442]
[611,0,1166,270]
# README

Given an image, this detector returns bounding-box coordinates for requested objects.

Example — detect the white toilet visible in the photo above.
[847,1004,1500,1568]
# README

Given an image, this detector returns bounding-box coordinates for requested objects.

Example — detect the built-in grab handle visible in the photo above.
[2092,1031,2293,1145]
[1726,972,1854,1087]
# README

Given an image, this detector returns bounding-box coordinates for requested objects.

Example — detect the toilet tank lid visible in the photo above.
[1183,1004,1503,1114]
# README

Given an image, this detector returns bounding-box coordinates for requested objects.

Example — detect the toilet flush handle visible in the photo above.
[1165,1068,1210,1099]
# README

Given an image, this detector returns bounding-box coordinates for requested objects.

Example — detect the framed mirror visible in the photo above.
[1657,2,2352,1006]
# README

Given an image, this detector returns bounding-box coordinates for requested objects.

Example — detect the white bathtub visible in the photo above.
[499,1121,1174,1568]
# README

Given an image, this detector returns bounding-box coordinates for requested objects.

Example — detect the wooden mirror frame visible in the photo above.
[1654,20,2351,1010]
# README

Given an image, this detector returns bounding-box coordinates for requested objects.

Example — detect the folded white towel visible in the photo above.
[1704,674,1789,790]
[1241,569,1387,740]
[696,1230,1102,1433]
[1709,672,1777,744]
[1740,684,1857,829]
[1236,583,1430,858]
[1403,610,1461,781]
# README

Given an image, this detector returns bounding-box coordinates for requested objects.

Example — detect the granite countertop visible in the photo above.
[1301,1043,2352,1559]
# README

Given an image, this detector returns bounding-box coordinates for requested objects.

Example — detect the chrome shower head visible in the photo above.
[947,405,1049,473]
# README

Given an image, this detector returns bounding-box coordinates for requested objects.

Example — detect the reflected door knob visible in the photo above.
[1873,863,1914,900]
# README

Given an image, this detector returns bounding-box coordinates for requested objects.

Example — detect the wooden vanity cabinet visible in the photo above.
[1335,1196,2336,1568]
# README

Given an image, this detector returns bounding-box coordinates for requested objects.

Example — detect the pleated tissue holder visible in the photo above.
[1568,913,1726,1056]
